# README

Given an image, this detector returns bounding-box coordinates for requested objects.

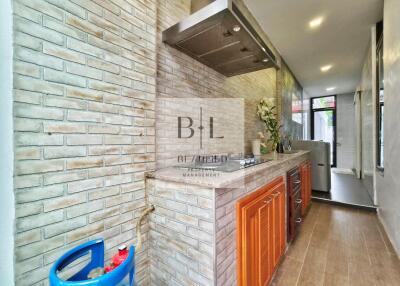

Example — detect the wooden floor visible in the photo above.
[272,202,400,286]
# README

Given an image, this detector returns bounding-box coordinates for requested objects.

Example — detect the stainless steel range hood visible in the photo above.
[162,0,278,77]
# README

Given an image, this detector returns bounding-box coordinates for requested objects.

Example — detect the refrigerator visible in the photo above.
[292,140,331,192]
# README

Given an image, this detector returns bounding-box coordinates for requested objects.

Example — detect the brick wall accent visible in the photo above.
[13,0,156,285]
[156,0,278,169]
[12,0,285,284]
[147,179,215,285]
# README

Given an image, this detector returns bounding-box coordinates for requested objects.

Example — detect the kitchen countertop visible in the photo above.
[151,150,310,188]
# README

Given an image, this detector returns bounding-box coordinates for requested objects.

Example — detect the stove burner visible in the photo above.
[177,156,272,173]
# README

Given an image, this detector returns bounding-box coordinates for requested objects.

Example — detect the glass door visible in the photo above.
[311,96,337,167]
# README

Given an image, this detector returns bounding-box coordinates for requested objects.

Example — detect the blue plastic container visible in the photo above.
[49,239,135,286]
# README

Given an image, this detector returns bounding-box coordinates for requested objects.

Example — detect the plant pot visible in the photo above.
[252,139,261,156]
[277,142,284,153]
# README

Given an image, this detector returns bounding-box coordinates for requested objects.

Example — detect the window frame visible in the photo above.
[376,21,384,172]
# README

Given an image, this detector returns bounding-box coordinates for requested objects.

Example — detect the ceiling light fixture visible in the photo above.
[262,58,269,63]
[326,87,336,91]
[233,25,241,32]
[320,65,332,72]
[309,17,323,29]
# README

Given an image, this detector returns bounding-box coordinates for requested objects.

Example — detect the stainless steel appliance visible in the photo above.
[177,154,271,172]
[292,140,331,192]
[162,0,278,76]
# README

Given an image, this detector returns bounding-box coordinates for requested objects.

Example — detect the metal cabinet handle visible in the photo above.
[295,218,302,223]
[296,199,302,204]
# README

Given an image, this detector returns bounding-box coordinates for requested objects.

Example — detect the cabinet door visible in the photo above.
[272,190,281,266]
[243,200,262,286]
[237,177,285,286]
[272,186,286,266]
[242,191,273,286]
[279,188,286,255]
[300,161,312,216]
[258,195,273,286]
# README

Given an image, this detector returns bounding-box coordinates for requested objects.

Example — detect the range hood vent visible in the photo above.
[162,0,278,77]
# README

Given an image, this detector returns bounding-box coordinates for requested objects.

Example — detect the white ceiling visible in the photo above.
[245,0,383,97]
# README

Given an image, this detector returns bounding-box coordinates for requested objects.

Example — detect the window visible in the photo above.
[312,96,336,109]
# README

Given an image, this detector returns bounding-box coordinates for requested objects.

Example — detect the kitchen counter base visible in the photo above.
[147,151,310,285]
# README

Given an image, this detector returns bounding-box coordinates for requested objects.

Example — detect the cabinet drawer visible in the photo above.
[287,167,301,195]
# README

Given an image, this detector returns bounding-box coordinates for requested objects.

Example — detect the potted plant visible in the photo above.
[257,99,281,158]
[256,132,268,155]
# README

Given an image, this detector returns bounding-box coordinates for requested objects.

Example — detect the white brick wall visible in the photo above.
[147,179,216,286]
[13,0,156,285]
[11,0,286,284]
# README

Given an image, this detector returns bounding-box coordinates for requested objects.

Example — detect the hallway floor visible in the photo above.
[312,172,374,208]
[272,202,400,286]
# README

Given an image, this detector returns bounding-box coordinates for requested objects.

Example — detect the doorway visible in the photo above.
[311,95,337,167]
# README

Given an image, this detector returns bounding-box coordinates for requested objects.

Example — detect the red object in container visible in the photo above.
[104,244,129,273]
[104,264,115,273]
[112,245,129,267]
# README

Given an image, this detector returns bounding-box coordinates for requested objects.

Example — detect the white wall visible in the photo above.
[336,93,356,171]
[0,0,15,284]
[358,31,375,200]
[377,0,400,255]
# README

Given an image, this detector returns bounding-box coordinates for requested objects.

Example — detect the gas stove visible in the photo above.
[177,156,272,173]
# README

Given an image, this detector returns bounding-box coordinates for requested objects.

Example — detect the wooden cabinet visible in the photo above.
[300,161,312,216]
[236,177,286,286]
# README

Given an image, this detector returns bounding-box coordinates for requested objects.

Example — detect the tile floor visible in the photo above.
[272,202,400,286]
[312,172,375,208]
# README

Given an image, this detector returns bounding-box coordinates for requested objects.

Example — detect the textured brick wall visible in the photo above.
[12,0,283,284]
[13,0,157,285]
[156,0,278,169]
[147,179,215,285]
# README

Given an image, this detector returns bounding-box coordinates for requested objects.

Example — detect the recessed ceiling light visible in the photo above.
[262,58,269,63]
[326,87,336,91]
[232,25,241,32]
[320,65,332,72]
[309,17,324,29]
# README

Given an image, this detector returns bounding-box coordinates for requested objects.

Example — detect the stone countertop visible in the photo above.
[152,150,310,188]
